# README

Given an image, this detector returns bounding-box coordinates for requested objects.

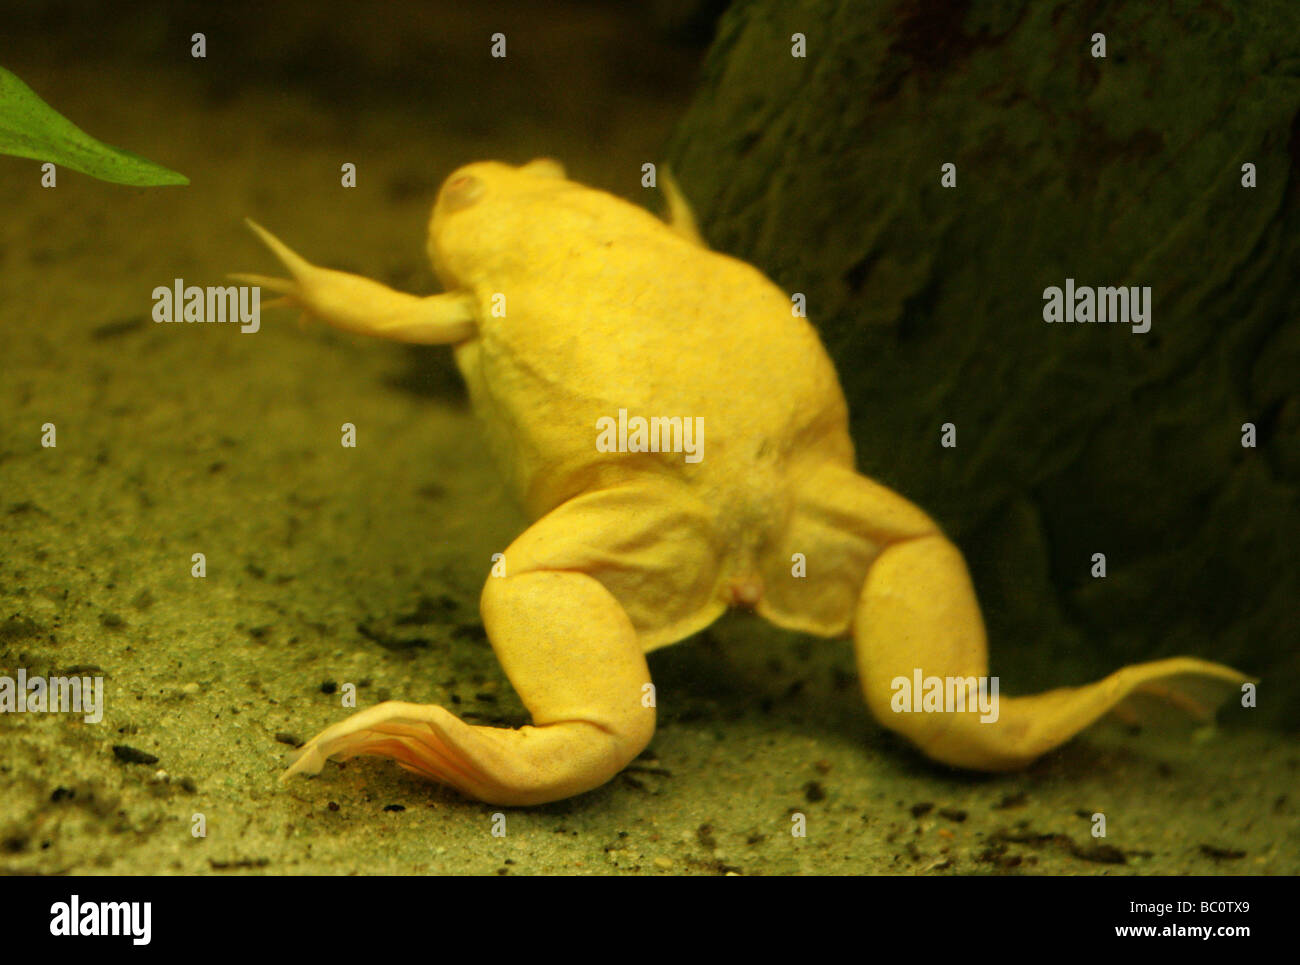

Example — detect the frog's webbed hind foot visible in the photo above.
[283,701,470,783]
[231,219,477,344]
[909,654,1249,772]
[282,700,636,806]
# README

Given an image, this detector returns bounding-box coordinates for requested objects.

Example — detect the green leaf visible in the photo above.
[0,66,188,186]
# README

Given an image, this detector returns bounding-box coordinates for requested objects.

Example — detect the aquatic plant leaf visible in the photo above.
[0,66,188,186]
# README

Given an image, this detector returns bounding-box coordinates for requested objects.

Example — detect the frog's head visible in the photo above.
[427,158,570,289]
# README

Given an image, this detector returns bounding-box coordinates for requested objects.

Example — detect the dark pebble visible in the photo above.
[90,317,141,340]
[1199,844,1246,861]
[0,615,43,643]
[1077,843,1127,864]
[112,744,159,765]
[59,664,105,676]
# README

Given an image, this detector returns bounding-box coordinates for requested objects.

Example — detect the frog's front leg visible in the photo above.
[283,485,700,805]
[780,463,1253,770]
[659,168,706,248]
[231,220,477,344]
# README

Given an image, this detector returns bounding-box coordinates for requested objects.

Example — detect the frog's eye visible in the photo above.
[442,174,485,212]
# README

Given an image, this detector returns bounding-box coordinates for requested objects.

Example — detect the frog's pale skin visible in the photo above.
[233,159,1250,806]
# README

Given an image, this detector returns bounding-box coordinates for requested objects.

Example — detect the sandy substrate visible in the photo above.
[0,8,1296,875]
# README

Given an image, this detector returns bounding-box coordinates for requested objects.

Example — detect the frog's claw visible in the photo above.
[284,502,661,805]
[232,218,478,345]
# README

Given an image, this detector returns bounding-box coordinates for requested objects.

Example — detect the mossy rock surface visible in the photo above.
[667,0,1300,723]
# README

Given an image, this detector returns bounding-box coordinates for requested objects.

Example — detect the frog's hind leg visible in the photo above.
[283,567,655,805]
[852,534,1250,770]
[231,219,477,344]
[779,463,1252,771]
[284,483,718,804]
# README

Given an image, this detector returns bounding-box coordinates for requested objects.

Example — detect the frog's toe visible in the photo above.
[233,220,331,312]
[242,218,317,280]
[227,272,298,297]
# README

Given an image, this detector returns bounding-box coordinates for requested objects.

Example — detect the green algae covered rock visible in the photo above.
[666,0,1300,723]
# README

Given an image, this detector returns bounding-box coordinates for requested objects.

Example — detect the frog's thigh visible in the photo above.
[503,482,726,651]
[815,468,1253,771]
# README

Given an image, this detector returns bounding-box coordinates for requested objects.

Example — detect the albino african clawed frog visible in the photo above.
[233,158,1249,805]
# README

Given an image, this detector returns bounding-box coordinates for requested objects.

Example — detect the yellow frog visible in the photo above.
[234,159,1248,805]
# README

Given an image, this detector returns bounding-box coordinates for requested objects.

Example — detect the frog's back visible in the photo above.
[455,183,853,519]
